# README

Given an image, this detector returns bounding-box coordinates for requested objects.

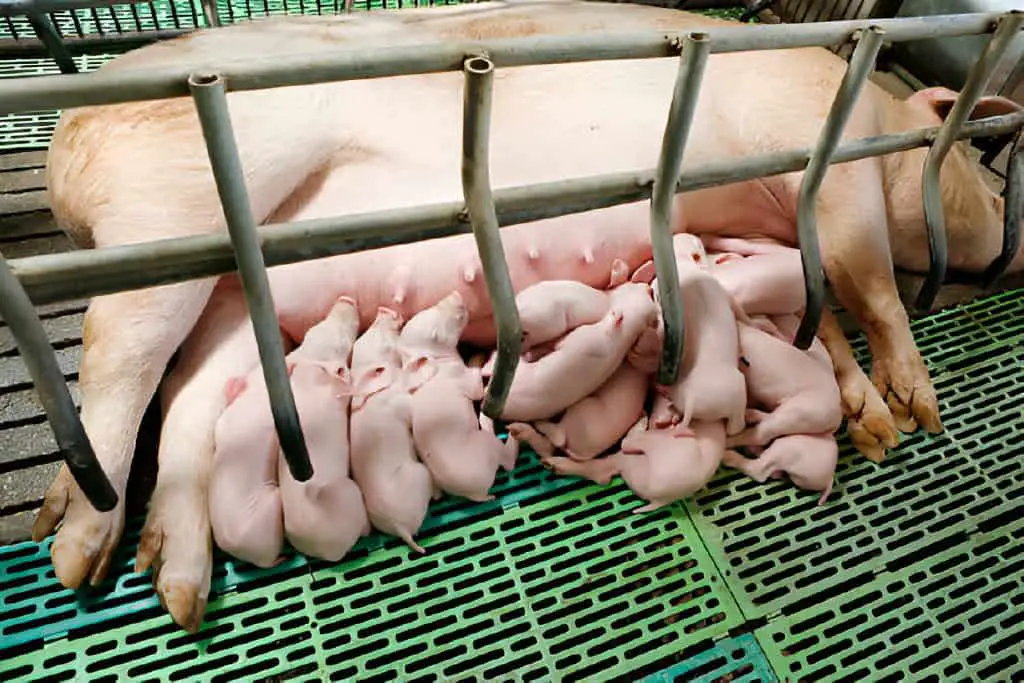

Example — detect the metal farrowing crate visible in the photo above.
[0,1,1022,680]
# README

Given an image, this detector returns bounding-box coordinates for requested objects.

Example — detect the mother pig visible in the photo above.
[35,0,1022,632]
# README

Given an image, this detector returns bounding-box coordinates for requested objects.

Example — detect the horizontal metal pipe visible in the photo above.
[650,32,711,387]
[0,0,151,15]
[0,12,1014,116]
[0,252,118,512]
[9,110,1022,305]
[793,25,884,350]
[914,10,1024,312]
[0,29,193,58]
[461,54,521,419]
[189,72,314,483]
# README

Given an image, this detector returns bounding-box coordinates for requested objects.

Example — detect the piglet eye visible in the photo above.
[691,253,701,262]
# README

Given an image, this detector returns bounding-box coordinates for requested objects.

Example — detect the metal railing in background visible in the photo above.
[0,10,1020,511]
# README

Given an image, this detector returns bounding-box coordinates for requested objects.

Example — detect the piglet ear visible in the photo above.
[631,260,657,284]
[404,355,437,393]
[353,365,392,405]
[223,376,247,406]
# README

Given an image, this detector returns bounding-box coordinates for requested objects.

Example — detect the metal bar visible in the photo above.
[10,110,1021,306]
[24,10,77,73]
[0,12,1015,116]
[982,127,1023,286]
[914,10,1024,311]
[649,31,711,386]
[187,72,314,483]
[461,54,521,419]
[199,0,219,27]
[0,27,194,59]
[0,253,119,512]
[793,25,885,350]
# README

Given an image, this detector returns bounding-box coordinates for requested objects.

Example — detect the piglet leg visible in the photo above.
[507,422,556,458]
[543,456,619,485]
[722,449,774,483]
[727,398,837,448]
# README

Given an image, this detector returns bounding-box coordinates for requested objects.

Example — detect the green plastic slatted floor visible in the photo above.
[0,289,1021,680]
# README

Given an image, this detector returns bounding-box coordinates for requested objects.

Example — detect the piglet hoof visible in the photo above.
[34,466,126,590]
[632,501,667,514]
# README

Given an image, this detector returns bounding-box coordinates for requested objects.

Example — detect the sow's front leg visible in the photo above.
[135,280,264,633]
[810,157,942,440]
[31,278,217,592]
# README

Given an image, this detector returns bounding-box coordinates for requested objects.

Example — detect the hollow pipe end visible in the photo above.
[464,55,495,75]
[188,72,222,88]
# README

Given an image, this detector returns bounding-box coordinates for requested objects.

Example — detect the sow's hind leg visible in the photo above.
[31,279,216,591]
[135,280,265,633]
[811,157,942,444]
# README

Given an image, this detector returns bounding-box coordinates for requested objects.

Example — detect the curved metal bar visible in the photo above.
[0,253,118,512]
[188,72,314,482]
[461,54,522,419]
[914,10,1024,311]
[793,25,885,350]
[649,32,711,387]
[982,128,1023,286]
[24,11,77,74]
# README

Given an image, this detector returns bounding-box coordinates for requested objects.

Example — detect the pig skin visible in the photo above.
[349,307,433,554]
[727,320,843,449]
[485,282,658,422]
[400,292,519,502]
[514,259,627,350]
[701,236,807,317]
[542,413,725,512]
[530,362,650,461]
[37,0,1023,631]
[723,432,839,506]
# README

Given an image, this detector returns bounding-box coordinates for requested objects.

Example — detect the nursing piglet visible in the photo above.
[510,361,649,461]
[653,263,747,435]
[401,291,519,502]
[702,236,806,317]
[723,433,838,505]
[349,307,433,553]
[486,282,658,422]
[276,297,370,563]
[209,363,288,568]
[727,320,843,448]
[543,406,725,512]
[515,259,630,350]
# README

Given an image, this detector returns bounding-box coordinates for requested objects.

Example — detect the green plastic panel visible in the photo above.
[1,484,744,681]
[639,633,776,682]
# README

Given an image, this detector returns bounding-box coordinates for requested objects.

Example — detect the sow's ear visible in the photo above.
[909,86,1022,122]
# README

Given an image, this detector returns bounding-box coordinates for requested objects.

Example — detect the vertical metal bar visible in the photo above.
[649,32,711,387]
[188,73,314,482]
[0,253,118,512]
[461,55,522,420]
[25,12,76,74]
[982,128,1023,286]
[200,0,220,26]
[915,10,1024,311]
[793,25,885,350]
[129,3,142,31]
